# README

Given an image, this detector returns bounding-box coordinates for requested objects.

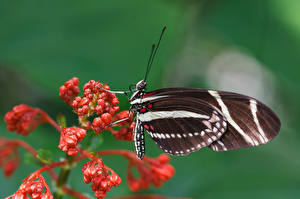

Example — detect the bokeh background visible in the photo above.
[1,0,300,198]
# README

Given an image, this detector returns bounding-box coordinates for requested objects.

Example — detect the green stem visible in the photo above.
[53,155,74,199]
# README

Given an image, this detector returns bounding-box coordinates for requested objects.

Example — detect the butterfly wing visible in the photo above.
[207,90,281,151]
[138,88,281,153]
[137,96,228,156]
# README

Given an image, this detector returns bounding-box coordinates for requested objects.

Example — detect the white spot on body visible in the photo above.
[201,131,205,136]
[161,134,165,139]
[189,133,193,137]
[171,134,175,138]
[216,122,221,128]
[194,132,199,136]
[165,134,170,138]
[177,134,182,138]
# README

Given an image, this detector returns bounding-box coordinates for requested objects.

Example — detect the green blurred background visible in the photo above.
[1,0,300,198]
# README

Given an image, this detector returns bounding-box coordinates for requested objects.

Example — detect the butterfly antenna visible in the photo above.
[144,26,167,82]
[144,44,156,81]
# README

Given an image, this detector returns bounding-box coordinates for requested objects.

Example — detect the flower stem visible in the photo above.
[62,186,90,199]
[53,155,74,199]
[43,112,62,132]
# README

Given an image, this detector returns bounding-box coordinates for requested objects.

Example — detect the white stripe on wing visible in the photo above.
[138,110,210,122]
[208,90,256,146]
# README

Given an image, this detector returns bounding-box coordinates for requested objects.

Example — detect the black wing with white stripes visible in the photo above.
[132,88,280,155]
[136,96,228,156]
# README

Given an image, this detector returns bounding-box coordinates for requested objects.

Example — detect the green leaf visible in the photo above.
[56,113,67,129]
[36,149,53,164]
[24,152,40,166]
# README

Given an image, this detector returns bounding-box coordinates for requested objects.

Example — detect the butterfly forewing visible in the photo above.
[137,96,228,155]
[208,91,281,151]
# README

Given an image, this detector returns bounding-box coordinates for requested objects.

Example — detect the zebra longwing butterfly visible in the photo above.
[106,27,281,160]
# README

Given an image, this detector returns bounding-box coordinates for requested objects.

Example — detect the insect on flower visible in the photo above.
[99,26,281,160]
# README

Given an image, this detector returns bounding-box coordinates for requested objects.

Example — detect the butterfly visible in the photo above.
[105,27,281,160]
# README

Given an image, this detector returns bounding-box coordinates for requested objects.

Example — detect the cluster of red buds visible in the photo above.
[59,78,134,140]
[6,172,53,199]
[58,127,87,156]
[59,77,80,106]
[127,154,175,192]
[0,139,19,177]
[82,158,121,199]
[4,104,48,136]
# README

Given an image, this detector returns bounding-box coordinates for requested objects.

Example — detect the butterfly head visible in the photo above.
[136,80,146,91]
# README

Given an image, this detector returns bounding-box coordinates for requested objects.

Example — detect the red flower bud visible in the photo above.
[126,153,175,192]
[58,127,86,156]
[59,77,80,106]
[82,159,121,199]
[4,104,47,136]
[6,173,53,199]
[101,113,112,125]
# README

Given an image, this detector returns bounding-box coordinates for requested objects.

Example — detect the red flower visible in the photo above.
[127,154,175,192]
[58,127,86,156]
[82,158,121,199]
[4,104,48,136]
[6,173,53,199]
[59,77,80,106]
[0,140,19,177]
[59,78,134,139]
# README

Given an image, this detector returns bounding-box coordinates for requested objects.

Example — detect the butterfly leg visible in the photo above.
[99,109,134,132]
[97,87,135,95]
